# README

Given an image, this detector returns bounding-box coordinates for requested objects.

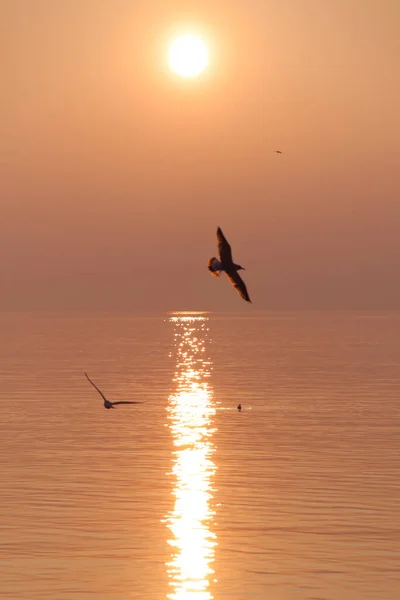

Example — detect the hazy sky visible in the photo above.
[2,0,399,311]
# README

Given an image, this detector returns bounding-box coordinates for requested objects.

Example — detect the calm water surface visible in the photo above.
[1,311,399,600]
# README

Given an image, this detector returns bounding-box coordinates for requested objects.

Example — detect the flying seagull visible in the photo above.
[84,372,144,409]
[208,227,252,303]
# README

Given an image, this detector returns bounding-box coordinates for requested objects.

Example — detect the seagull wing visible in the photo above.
[111,401,144,405]
[225,270,252,303]
[84,372,109,403]
[217,227,233,264]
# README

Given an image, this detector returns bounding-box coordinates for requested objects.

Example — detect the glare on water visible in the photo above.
[165,314,217,600]
[1,311,399,600]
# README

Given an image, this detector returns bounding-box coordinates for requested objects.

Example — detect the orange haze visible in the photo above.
[1,1,400,310]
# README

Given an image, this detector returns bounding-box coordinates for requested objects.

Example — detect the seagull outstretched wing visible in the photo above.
[226,270,252,303]
[84,372,109,402]
[217,227,233,265]
[111,401,144,405]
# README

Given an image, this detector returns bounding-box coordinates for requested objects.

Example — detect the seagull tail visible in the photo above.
[208,257,222,276]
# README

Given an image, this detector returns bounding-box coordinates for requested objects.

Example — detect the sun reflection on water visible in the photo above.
[165,313,217,600]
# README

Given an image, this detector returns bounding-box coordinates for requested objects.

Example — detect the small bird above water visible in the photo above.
[275,150,282,154]
[208,227,252,303]
[84,372,144,409]
[237,403,242,412]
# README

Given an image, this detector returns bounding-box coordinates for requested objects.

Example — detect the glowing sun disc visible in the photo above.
[168,34,209,77]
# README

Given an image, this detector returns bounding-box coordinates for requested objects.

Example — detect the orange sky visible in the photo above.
[1,0,400,311]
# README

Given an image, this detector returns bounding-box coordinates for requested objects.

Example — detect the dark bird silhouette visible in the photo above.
[208,227,252,303]
[237,403,242,412]
[275,150,282,154]
[84,372,144,409]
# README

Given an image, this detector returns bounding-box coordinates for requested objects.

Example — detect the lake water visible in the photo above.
[1,311,399,600]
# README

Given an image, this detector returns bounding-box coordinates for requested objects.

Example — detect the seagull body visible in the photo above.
[237,403,242,412]
[275,150,282,154]
[84,372,144,409]
[208,227,252,303]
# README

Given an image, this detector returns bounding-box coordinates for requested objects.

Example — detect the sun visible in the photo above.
[168,34,209,78]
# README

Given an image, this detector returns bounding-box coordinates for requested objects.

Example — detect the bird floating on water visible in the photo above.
[84,372,144,409]
[237,403,242,412]
[275,150,282,154]
[208,227,252,303]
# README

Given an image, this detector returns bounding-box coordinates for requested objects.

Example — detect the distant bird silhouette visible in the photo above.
[237,403,242,412]
[208,227,252,303]
[84,372,144,409]
[275,150,282,154]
